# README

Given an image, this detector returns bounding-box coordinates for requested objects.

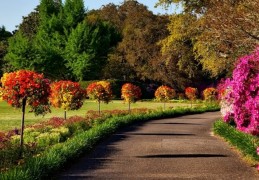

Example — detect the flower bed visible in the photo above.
[0,105,219,179]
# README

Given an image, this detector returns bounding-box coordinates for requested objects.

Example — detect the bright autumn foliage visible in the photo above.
[86,81,113,104]
[49,80,85,111]
[121,83,142,103]
[0,87,3,101]
[0,70,51,115]
[185,87,198,101]
[155,85,176,102]
[202,87,217,101]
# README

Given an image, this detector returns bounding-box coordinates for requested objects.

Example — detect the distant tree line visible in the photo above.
[0,0,258,91]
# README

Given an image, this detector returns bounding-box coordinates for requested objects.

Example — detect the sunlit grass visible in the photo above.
[0,100,195,131]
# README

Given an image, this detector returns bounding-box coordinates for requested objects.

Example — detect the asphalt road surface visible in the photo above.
[58,112,258,179]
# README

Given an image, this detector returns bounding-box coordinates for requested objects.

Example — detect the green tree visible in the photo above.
[65,20,120,80]
[63,0,85,29]
[157,0,259,77]
[96,1,170,82]
[0,26,12,76]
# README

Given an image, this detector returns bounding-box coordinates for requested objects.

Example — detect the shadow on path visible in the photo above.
[136,154,228,158]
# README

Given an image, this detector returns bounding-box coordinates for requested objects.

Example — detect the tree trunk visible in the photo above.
[19,97,26,158]
[98,101,101,115]
[128,102,131,114]
[64,110,67,120]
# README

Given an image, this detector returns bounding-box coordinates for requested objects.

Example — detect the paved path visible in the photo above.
[58,112,258,179]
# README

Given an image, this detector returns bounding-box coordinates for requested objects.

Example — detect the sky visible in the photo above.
[0,0,178,32]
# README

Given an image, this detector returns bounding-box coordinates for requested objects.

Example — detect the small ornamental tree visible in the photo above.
[185,87,198,107]
[202,87,218,102]
[121,83,142,113]
[155,85,176,110]
[49,80,85,119]
[86,81,113,114]
[0,70,51,155]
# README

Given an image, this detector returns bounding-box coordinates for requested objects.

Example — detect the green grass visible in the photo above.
[213,120,259,164]
[0,100,196,131]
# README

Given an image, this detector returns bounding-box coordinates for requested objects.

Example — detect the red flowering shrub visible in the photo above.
[185,87,198,101]
[1,70,51,115]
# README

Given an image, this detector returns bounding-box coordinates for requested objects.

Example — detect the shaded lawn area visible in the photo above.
[0,100,194,131]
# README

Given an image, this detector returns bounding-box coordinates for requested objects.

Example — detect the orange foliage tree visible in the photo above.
[86,81,113,114]
[155,85,176,109]
[121,83,142,112]
[185,87,198,107]
[49,80,85,119]
[202,87,218,102]
[0,70,51,154]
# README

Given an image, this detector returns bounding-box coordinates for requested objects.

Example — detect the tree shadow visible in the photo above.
[136,154,227,158]
[150,122,202,125]
[125,133,195,136]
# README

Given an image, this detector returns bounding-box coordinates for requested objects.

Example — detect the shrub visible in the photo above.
[218,47,259,135]
[202,87,217,102]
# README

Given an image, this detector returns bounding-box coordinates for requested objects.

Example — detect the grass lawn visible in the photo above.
[0,100,195,131]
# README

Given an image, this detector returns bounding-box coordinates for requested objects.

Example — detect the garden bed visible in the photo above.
[0,104,219,179]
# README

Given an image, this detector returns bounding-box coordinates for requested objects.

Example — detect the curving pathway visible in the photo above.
[58,112,258,179]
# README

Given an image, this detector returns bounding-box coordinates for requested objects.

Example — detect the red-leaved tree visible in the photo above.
[185,87,198,107]
[86,81,113,114]
[0,70,51,155]
[121,83,142,113]
[49,80,85,119]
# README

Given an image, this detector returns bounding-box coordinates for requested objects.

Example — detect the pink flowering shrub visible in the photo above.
[219,47,259,135]
[217,79,234,123]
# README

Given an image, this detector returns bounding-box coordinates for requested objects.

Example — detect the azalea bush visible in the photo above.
[218,47,259,135]
[202,87,217,102]
[87,81,113,114]
[155,85,176,109]
[0,70,51,156]
[121,83,142,112]
[217,78,234,124]
[49,80,85,119]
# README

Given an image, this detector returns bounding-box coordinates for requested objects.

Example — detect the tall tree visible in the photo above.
[65,20,120,80]
[0,26,12,76]
[95,1,170,82]
[157,0,259,77]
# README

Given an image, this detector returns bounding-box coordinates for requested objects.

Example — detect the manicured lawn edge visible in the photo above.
[213,120,259,164]
[0,105,219,179]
